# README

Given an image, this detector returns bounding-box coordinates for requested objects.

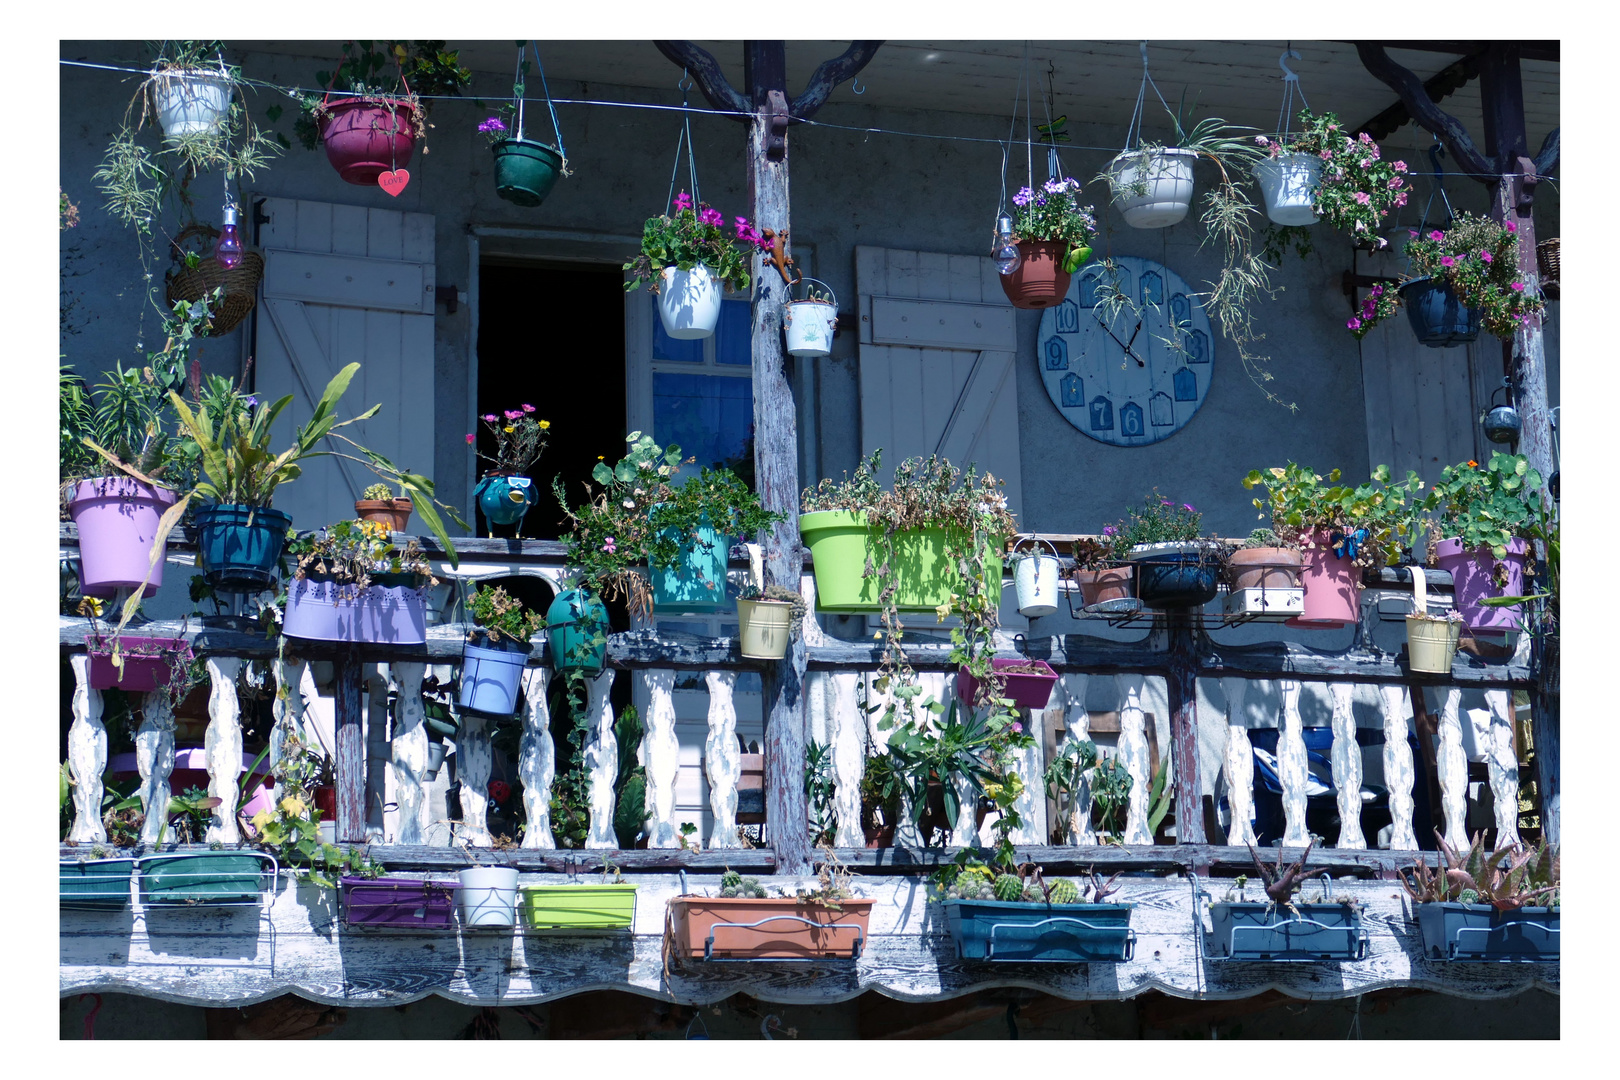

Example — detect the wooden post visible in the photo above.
[1165,619,1206,844]
[334,647,366,844]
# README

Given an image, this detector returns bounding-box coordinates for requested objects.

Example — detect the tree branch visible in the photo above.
[1356,42,1494,177]
[1533,127,1559,177]
[789,41,883,120]
[653,40,750,122]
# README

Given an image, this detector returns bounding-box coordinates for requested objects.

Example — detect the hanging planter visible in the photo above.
[1106,148,1198,229]
[785,279,838,357]
[799,510,1004,613]
[479,43,570,208]
[192,503,293,593]
[1400,276,1480,348]
[945,899,1135,963]
[69,477,177,599]
[669,895,874,961]
[86,633,191,693]
[545,589,610,676]
[1010,537,1061,617]
[1434,537,1531,632]
[1071,566,1133,607]
[956,657,1060,711]
[138,851,276,905]
[1206,900,1369,961]
[61,857,137,910]
[1127,541,1222,609]
[150,67,234,138]
[342,876,460,929]
[651,522,731,614]
[318,99,419,186]
[519,883,638,930]
[458,631,531,716]
[164,224,265,338]
[1416,903,1560,962]
[999,241,1072,308]
[1404,565,1460,674]
[1253,152,1322,226]
[458,866,520,927]
[657,264,723,340]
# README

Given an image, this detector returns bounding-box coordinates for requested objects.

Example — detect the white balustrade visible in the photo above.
[1059,674,1095,846]
[203,657,244,844]
[1436,687,1469,850]
[1221,677,1255,848]
[1115,674,1153,845]
[67,655,107,844]
[827,672,865,848]
[389,662,432,845]
[455,707,492,847]
[641,669,680,847]
[1484,688,1522,850]
[1277,679,1309,846]
[1330,683,1366,849]
[1379,684,1418,850]
[518,666,555,849]
[136,688,176,846]
[583,669,618,849]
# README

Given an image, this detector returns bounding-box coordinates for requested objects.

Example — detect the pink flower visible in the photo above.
[1359,158,1373,169]
[602,536,617,553]
[466,433,475,444]
[1388,177,1404,189]
[673,191,693,211]
[482,413,498,422]
[1358,131,1373,144]
[1505,221,1517,233]
[1347,316,1363,330]
[522,403,536,412]
[1511,281,1525,292]
[1354,191,1371,204]
[1440,255,1456,267]
[1393,160,1408,173]
[1429,230,1444,241]
[505,409,522,420]
[1370,285,1384,297]
[1319,149,1332,160]
[697,207,723,227]
[1182,503,1197,513]
[1394,192,1408,207]
[1480,250,1493,263]
[1409,229,1420,238]
[1011,722,1023,734]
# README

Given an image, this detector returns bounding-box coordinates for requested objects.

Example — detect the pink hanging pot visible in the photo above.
[319,99,418,185]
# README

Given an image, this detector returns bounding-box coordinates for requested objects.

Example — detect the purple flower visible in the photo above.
[477,116,507,134]
[697,207,723,227]
[1393,160,1408,173]
[482,413,498,423]
[245,395,258,407]
[1319,149,1332,160]
[522,403,536,412]
[1511,281,1525,292]
[673,191,693,212]
[1347,316,1363,330]
[505,409,522,420]
[1181,503,1196,513]
[1440,255,1456,268]
[1505,221,1517,233]
[1011,186,1034,207]
[1429,230,1445,242]
[602,536,616,554]
[1387,177,1404,190]
[1354,191,1371,205]
[1011,722,1024,734]
[1480,250,1493,263]
[1102,526,1117,537]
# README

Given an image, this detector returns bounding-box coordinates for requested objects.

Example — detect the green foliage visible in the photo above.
[464,583,546,645]
[287,517,433,586]
[1090,756,1133,842]
[1260,110,1413,245]
[1109,489,1212,549]
[1412,452,1544,560]
[1242,462,1420,569]
[994,873,1024,902]
[1146,757,1174,838]
[805,741,838,846]
[1043,737,1097,841]
[623,192,759,294]
[1242,528,1282,550]
[883,697,998,830]
[1009,177,1098,250]
[290,41,470,152]
[473,405,550,475]
[858,749,903,832]
[613,705,646,849]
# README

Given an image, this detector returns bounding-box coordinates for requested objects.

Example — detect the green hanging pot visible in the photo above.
[545,589,610,676]
[491,139,564,208]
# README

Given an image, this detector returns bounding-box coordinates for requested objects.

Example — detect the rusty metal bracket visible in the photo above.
[766,89,789,161]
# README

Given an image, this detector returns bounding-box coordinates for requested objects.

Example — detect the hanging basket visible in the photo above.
[164,224,264,337]
[1537,238,1559,300]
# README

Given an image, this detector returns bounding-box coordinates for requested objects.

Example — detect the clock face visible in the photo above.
[1037,255,1213,447]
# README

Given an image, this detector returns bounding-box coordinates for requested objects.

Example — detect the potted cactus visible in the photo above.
[667,851,873,961]
[940,859,1135,963]
[1401,832,1559,962]
[1203,842,1368,961]
[355,482,413,532]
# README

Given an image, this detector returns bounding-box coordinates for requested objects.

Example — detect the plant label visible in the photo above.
[378,169,411,197]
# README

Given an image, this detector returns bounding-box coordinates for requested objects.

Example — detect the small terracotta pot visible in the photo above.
[354,498,413,532]
[863,824,895,849]
[1227,547,1303,590]
[669,896,875,960]
[999,241,1072,309]
[1072,566,1133,606]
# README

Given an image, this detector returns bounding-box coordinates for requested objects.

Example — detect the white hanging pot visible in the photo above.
[657,263,723,340]
[1253,152,1323,226]
[1011,537,1061,618]
[784,279,838,357]
[150,69,234,139]
[1106,147,1198,229]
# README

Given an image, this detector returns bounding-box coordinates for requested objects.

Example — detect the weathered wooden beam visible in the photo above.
[1356,42,1494,176]
[1165,621,1205,844]
[333,648,366,844]
[1353,49,1482,143]
[789,41,883,119]
[1342,41,1559,63]
[652,40,750,119]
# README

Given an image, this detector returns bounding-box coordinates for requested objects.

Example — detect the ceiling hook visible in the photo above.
[1278,47,1302,83]
[851,76,865,95]
[1139,40,1150,71]
[678,68,693,93]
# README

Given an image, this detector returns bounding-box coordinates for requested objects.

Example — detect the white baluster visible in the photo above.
[704,671,741,849]
[270,658,307,770]
[1484,688,1522,850]
[1330,683,1366,849]
[389,662,430,845]
[1115,674,1152,845]
[1060,674,1095,846]
[1277,679,1309,846]
[136,689,176,845]
[366,664,391,842]
[583,669,619,849]
[67,655,107,844]
[1008,701,1047,845]
[952,771,981,848]
[642,669,680,847]
[828,672,865,848]
[1379,685,1418,850]
[1436,687,1469,850]
[203,657,243,844]
[1221,677,1255,847]
[456,707,492,847]
[518,666,555,849]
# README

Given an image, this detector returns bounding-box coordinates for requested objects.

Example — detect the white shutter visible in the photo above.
[254,197,437,534]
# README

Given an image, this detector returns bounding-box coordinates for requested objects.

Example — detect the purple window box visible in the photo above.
[955,657,1060,711]
[341,876,460,929]
[283,574,428,645]
[86,635,186,692]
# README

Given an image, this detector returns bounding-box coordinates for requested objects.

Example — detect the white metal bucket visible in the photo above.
[458,866,520,926]
[784,279,838,357]
[657,264,722,339]
[151,70,233,139]
[1253,152,1322,226]
[1107,147,1197,229]
[1011,537,1061,618]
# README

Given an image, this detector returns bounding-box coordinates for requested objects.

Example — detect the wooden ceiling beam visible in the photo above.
[1342,40,1559,63]
[1353,48,1484,142]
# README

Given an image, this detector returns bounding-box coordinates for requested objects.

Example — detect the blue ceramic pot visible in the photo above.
[193,504,292,592]
[651,522,732,614]
[1400,276,1480,348]
[475,473,535,527]
[545,589,609,676]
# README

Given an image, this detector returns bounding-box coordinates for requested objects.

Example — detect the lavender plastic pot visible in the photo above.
[1288,529,1360,628]
[1434,537,1531,632]
[282,574,427,644]
[69,478,177,598]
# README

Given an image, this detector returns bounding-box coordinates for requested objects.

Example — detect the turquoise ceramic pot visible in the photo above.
[475,473,535,527]
[545,589,609,676]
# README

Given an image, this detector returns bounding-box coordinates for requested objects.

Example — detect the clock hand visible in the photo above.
[1091,312,1147,367]
[1123,320,1147,367]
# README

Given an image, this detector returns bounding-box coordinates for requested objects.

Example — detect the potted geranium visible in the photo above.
[623,191,764,340]
[1401,832,1559,962]
[1254,109,1412,232]
[998,178,1097,309]
[940,859,1134,963]
[736,584,805,661]
[1112,491,1226,610]
[1411,453,1546,632]
[470,404,549,536]
[282,519,436,645]
[458,584,544,716]
[355,482,413,532]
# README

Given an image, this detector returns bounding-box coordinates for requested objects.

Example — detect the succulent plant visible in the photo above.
[721,869,741,890]
[1458,888,1480,905]
[739,876,767,899]
[1047,878,1080,904]
[994,873,1024,902]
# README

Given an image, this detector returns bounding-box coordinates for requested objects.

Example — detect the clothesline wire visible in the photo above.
[55,57,1557,184]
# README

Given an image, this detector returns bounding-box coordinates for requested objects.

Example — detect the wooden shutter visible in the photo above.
[1358,315,1489,487]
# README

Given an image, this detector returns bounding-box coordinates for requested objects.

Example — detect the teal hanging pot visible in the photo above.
[651,523,732,615]
[475,473,535,527]
[492,139,563,207]
[545,589,609,676]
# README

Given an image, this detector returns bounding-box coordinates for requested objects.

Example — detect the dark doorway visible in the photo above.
[475,260,626,541]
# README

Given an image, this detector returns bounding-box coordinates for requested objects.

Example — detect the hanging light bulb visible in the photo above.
[992,214,1021,276]
[215,202,243,270]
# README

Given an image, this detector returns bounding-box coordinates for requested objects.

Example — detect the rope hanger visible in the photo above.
[1124,41,1174,151]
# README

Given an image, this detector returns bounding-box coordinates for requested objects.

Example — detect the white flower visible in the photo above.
[622,498,635,509]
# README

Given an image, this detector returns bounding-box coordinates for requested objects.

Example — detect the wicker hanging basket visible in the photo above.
[164,224,264,336]
[1537,237,1560,301]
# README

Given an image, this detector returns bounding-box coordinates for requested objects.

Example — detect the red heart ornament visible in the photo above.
[378,169,411,197]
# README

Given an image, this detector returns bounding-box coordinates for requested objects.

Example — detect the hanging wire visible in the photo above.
[1275,45,1311,139]
[1419,138,1458,230]
[512,44,527,142]
[529,40,568,171]
[665,69,702,212]
[1124,41,1175,150]
[996,47,1028,218]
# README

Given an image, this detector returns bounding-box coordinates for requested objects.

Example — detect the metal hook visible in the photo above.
[678,68,693,93]
[1139,40,1150,70]
[1278,48,1302,83]
[851,76,865,95]
[1429,141,1447,178]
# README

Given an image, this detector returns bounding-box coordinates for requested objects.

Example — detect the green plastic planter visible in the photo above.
[545,589,610,676]
[138,851,276,905]
[491,139,564,207]
[519,883,638,929]
[60,858,136,909]
[798,510,1003,613]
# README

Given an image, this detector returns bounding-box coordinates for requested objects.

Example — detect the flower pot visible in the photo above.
[999,241,1072,309]
[151,69,232,138]
[944,899,1135,962]
[545,589,610,676]
[784,294,837,357]
[1226,547,1303,591]
[1416,902,1559,962]
[458,633,530,716]
[1071,565,1133,607]
[422,741,449,781]
[1127,542,1221,609]
[111,749,273,822]
[1406,615,1461,674]
[1107,147,1198,229]
[652,523,731,614]
[1206,902,1368,961]
[138,851,275,905]
[283,574,427,645]
[668,896,875,960]
[354,497,413,532]
[458,866,520,927]
[69,477,178,599]
[319,99,418,186]
[736,753,766,824]
[737,598,794,660]
[87,635,186,693]
[1400,276,1480,348]
[519,883,638,929]
[1011,538,1061,617]
[342,876,459,928]
[798,510,1004,613]
[61,858,136,909]
[491,138,564,207]
[474,472,535,527]
[956,657,1060,711]
[1434,537,1531,632]
[863,824,895,848]
[657,264,723,340]
[1288,529,1361,628]
[1252,152,1323,226]
[193,504,292,593]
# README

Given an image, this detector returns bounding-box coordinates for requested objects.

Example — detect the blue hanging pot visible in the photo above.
[475,473,535,527]
[1400,276,1479,348]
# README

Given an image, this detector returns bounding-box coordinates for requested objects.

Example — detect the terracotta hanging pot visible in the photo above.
[999,241,1072,309]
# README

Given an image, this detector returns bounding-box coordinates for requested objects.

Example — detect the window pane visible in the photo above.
[715,298,752,366]
[652,295,704,363]
[653,372,753,472]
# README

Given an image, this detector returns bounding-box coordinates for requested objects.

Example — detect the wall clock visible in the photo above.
[1037,255,1213,447]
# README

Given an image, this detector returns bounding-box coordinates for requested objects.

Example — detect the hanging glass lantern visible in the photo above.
[992,214,1021,276]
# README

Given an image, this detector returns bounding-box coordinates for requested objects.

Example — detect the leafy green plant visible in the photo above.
[859,749,903,835]
[286,517,434,586]
[1241,527,1284,550]
[472,404,550,475]
[805,741,838,847]
[1110,490,1215,549]
[1411,452,1544,559]
[287,41,470,153]
[1242,462,1420,570]
[1090,755,1133,842]
[464,584,546,646]
[622,191,765,295]
[612,705,646,849]
[1043,738,1097,842]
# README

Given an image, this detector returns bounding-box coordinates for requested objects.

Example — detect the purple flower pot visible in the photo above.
[956,658,1060,711]
[69,478,177,598]
[87,635,185,692]
[1434,537,1531,632]
[283,574,427,644]
[341,876,460,928]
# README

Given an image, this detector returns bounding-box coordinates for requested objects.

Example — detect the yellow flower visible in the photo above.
[280,796,307,818]
[539,420,550,430]
[504,426,515,433]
